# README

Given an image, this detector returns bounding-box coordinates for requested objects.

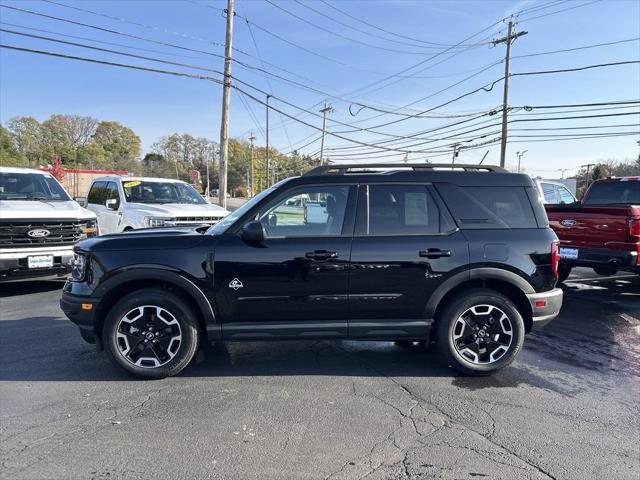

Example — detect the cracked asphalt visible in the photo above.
[1,268,639,480]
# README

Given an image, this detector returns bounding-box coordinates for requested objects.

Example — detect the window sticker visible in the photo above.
[123,180,141,188]
[405,192,428,226]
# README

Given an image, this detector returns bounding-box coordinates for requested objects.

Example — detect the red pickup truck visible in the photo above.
[545,177,640,281]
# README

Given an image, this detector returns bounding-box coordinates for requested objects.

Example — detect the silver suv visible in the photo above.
[84,176,230,234]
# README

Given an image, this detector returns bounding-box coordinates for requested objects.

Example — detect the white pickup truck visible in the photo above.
[0,167,98,281]
[84,176,229,234]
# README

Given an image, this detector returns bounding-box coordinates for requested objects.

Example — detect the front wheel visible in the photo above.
[103,289,200,379]
[435,289,525,375]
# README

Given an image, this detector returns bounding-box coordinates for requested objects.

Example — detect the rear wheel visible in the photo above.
[103,289,200,379]
[593,266,617,277]
[436,289,525,375]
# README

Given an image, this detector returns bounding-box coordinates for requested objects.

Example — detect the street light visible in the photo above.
[516,150,528,173]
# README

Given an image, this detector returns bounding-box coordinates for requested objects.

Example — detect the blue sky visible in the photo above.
[0,0,639,176]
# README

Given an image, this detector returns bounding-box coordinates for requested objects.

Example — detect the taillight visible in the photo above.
[629,217,640,238]
[551,240,560,279]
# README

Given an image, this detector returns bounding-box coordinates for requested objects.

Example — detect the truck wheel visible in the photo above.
[435,289,525,375]
[593,266,617,277]
[103,289,200,379]
[557,264,572,283]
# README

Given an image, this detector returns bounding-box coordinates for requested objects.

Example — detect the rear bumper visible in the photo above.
[559,246,638,272]
[0,246,74,281]
[526,288,563,330]
[60,290,101,348]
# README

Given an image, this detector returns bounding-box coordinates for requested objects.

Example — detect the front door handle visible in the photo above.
[419,248,451,259]
[305,250,338,261]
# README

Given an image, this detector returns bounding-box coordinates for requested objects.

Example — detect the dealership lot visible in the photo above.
[1,269,638,480]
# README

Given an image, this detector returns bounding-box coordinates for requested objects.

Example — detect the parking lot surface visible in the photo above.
[1,268,638,480]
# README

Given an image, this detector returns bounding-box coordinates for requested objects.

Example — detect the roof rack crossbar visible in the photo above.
[304,163,507,175]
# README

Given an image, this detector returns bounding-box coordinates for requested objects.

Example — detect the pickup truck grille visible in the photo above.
[0,220,88,247]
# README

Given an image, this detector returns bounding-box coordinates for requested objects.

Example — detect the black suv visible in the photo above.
[61,164,563,379]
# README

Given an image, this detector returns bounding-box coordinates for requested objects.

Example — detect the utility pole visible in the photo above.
[452,143,460,165]
[265,94,271,187]
[493,20,528,168]
[319,103,334,166]
[218,0,235,209]
[205,144,211,198]
[581,163,595,190]
[558,168,569,180]
[249,132,255,197]
[516,150,527,173]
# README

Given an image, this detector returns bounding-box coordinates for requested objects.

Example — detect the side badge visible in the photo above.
[229,278,244,290]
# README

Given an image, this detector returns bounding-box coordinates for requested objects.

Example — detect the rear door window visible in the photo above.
[435,184,538,229]
[358,184,454,236]
[556,185,575,204]
[583,181,640,205]
[540,183,559,203]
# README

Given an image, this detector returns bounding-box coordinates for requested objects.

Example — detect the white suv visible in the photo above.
[0,167,98,281]
[84,176,230,234]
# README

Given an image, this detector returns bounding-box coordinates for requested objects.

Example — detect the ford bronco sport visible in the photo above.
[61,164,563,379]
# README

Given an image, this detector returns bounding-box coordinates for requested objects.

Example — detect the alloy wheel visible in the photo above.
[115,305,182,368]
[452,304,514,365]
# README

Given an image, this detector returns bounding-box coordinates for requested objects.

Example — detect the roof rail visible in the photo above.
[304,163,507,176]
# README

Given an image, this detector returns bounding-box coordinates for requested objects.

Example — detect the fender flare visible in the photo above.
[94,266,219,337]
[423,267,534,319]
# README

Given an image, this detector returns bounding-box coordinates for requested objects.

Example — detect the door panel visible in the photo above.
[348,183,469,338]
[213,184,356,339]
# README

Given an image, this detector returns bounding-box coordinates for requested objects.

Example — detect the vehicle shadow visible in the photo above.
[525,273,640,378]
[0,279,65,298]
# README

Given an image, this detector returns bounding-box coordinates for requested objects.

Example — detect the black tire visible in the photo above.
[435,288,525,375]
[103,289,200,379]
[557,264,572,283]
[593,266,617,277]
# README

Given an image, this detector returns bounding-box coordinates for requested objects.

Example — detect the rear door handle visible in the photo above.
[305,250,338,261]
[419,248,451,259]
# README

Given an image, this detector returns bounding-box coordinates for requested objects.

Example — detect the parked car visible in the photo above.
[532,178,577,204]
[84,176,230,234]
[546,176,640,281]
[0,167,98,281]
[61,163,562,379]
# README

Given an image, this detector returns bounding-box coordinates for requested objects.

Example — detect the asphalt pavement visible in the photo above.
[1,268,638,480]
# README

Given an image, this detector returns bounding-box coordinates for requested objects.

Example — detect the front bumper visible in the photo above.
[526,288,563,330]
[559,246,638,272]
[60,290,101,348]
[0,246,74,281]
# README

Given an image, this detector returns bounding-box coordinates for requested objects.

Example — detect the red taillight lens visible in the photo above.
[551,240,560,279]
[629,217,640,238]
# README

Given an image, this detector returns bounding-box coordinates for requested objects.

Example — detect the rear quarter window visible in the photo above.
[435,184,539,229]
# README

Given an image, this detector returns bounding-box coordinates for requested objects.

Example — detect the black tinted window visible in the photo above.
[583,181,640,205]
[366,185,443,235]
[436,184,537,229]
[105,182,120,202]
[0,172,69,201]
[88,181,107,204]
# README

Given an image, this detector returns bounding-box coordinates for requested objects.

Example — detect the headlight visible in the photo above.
[144,217,171,228]
[80,219,99,238]
[71,253,87,281]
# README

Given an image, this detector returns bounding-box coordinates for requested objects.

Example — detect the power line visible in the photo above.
[264,0,442,55]
[291,0,472,51]
[517,0,602,22]
[511,37,640,60]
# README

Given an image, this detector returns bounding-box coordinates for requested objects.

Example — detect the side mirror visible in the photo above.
[105,198,119,211]
[74,196,87,207]
[240,220,265,244]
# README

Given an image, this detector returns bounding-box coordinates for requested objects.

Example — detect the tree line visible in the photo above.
[0,114,316,195]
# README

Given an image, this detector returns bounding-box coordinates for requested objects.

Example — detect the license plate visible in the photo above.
[28,255,54,269]
[559,247,579,260]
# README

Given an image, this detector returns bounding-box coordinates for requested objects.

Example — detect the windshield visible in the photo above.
[208,185,278,235]
[0,172,70,201]
[122,180,206,205]
[584,181,640,205]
